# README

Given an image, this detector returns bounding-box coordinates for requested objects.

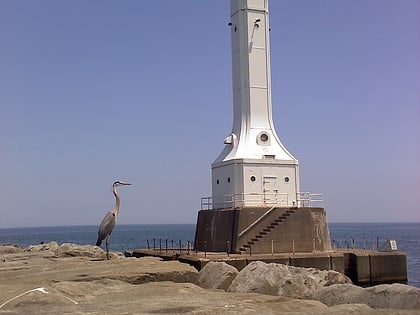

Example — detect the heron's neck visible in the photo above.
[113,186,121,216]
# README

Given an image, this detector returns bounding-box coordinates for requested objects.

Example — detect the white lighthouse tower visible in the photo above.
[195,0,331,254]
[212,0,299,209]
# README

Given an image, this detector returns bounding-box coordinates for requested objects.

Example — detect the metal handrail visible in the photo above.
[201,192,323,210]
[237,204,279,239]
[297,192,324,207]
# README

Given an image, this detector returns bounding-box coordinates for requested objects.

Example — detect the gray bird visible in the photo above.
[96,181,131,259]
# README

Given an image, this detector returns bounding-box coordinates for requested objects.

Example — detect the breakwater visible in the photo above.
[128,248,407,286]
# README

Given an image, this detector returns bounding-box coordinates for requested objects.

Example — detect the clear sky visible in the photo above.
[1,0,419,228]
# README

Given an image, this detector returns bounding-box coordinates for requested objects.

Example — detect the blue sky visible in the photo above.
[1,0,419,228]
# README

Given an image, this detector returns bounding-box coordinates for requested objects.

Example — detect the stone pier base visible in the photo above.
[194,207,332,254]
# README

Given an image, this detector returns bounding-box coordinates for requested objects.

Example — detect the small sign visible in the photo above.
[389,240,398,251]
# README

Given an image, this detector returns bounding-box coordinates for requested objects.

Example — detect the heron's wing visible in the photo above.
[97,211,116,241]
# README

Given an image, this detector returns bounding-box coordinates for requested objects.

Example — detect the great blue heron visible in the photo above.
[96,181,131,259]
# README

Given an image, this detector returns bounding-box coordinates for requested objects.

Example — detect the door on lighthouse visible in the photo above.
[263,176,278,205]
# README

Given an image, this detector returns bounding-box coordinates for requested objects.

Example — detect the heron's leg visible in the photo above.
[106,235,110,260]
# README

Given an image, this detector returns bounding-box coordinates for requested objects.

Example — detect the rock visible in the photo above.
[24,241,59,252]
[0,279,331,314]
[0,244,24,254]
[325,270,352,286]
[0,286,79,312]
[2,280,419,315]
[56,243,106,258]
[312,283,365,305]
[24,242,122,259]
[0,249,198,287]
[313,283,420,310]
[227,261,351,299]
[363,284,420,310]
[324,303,374,314]
[1,248,419,314]
[198,261,239,290]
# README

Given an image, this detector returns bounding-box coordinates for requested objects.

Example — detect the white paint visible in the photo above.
[211,0,299,208]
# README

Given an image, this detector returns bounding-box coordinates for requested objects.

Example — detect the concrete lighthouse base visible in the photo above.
[194,207,332,254]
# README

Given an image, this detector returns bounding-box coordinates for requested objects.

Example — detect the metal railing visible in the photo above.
[141,237,397,258]
[297,192,324,208]
[201,192,323,210]
[237,204,279,239]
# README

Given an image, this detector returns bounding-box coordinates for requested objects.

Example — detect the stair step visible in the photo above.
[279,216,287,220]
[259,231,267,235]
[286,209,295,214]
[274,219,283,223]
[284,213,290,216]
[263,228,271,232]
[256,235,263,238]
[239,247,246,252]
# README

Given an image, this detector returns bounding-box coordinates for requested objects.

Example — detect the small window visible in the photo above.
[284,177,290,183]
[250,176,256,182]
[257,132,271,146]
[228,177,231,183]
[260,133,268,142]
[216,179,219,185]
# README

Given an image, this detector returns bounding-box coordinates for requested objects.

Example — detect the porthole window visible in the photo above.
[260,133,269,142]
[257,132,270,146]
[284,177,290,183]
[250,176,256,182]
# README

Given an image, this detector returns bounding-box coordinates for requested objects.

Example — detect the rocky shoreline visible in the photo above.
[1,242,419,314]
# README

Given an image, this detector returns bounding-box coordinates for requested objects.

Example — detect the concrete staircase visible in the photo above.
[239,208,296,253]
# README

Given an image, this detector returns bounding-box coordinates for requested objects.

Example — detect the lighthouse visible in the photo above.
[195,0,332,254]
[212,0,299,209]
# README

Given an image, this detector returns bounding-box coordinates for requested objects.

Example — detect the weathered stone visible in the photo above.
[2,280,419,315]
[325,270,352,286]
[55,243,107,258]
[1,244,419,314]
[0,280,330,314]
[363,284,420,310]
[0,244,24,255]
[228,261,351,299]
[313,283,420,310]
[24,241,59,252]
[324,303,375,314]
[198,261,239,290]
[312,283,365,305]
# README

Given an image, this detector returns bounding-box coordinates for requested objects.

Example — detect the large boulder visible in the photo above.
[313,283,420,310]
[198,261,238,290]
[364,284,420,309]
[312,283,365,305]
[227,261,351,299]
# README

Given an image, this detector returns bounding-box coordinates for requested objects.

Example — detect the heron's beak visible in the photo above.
[121,182,132,186]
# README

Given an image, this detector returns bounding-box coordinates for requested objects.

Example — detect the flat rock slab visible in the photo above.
[2,280,419,315]
[1,249,419,314]
[0,250,197,305]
